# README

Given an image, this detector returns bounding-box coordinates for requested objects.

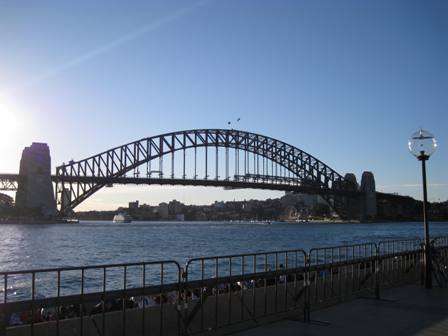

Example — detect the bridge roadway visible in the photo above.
[0,173,360,196]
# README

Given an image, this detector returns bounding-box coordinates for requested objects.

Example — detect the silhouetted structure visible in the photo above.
[8,130,439,221]
[15,143,56,217]
[360,171,377,220]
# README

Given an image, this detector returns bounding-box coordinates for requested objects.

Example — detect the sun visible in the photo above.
[0,100,23,146]
[0,98,30,171]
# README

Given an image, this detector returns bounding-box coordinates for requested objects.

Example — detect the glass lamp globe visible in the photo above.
[408,129,437,160]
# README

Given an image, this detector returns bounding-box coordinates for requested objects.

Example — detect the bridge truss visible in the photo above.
[55,129,357,215]
[0,174,20,191]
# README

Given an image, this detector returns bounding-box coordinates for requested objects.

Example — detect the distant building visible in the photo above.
[213,201,225,209]
[129,200,139,210]
[157,202,169,219]
[281,192,323,209]
[168,199,184,215]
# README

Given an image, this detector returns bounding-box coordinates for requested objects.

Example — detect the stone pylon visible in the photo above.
[344,173,360,219]
[15,143,57,217]
[360,171,377,220]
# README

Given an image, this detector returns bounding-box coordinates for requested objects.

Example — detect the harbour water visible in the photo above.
[1,220,447,302]
[1,220,448,272]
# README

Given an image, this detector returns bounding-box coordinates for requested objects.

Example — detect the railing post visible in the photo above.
[420,242,425,286]
[180,266,190,336]
[0,273,6,336]
[178,266,186,336]
[374,244,381,300]
[304,254,311,322]
[0,308,6,336]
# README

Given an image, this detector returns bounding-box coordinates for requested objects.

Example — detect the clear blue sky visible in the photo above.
[0,0,447,210]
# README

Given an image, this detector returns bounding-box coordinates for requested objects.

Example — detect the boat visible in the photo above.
[113,212,132,223]
[60,217,79,223]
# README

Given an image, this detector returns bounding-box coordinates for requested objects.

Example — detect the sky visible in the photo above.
[0,0,447,210]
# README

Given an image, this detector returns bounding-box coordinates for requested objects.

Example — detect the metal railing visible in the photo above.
[0,237,447,336]
[183,249,307,334]
[0,261,182,336]
[377,238,423,289]
[308,243,377,308]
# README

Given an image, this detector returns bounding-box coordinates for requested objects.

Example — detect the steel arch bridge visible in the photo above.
[55,129,358,215]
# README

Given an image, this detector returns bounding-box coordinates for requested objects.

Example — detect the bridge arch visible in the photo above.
[55,129,351,214]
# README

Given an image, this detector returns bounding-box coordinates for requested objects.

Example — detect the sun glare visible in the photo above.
[0,100,23,146]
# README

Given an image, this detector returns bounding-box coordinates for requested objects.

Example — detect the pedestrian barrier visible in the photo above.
[0,261,182,336]
[308,243,377,309]
[1,236,448,336]
[183,249,307,334]
[377,239,423,290]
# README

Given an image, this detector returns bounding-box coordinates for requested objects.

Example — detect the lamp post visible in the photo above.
[408,129,438,289]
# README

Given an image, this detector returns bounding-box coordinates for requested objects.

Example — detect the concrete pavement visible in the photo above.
[232,285,448,336]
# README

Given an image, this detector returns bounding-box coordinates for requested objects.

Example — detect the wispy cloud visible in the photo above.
[0,0,210,97]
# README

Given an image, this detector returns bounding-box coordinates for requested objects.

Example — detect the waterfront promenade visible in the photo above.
[234,285,448,336]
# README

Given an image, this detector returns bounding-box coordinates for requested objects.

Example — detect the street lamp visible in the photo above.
[408,129,438,289]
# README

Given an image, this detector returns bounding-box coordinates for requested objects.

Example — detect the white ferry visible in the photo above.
[112,212,132,223]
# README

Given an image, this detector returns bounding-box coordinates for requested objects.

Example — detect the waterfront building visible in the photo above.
[128,200,139,210]
[157,202,169,219]
[168,199,184,215]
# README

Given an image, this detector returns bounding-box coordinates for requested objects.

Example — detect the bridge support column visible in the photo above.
[15,143,57,217]
[360,171,377,221]
[343,173,360,219]
[60,187,72,213]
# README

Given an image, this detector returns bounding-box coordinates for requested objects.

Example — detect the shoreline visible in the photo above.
[1,218,448,225]
[0,218,75,224]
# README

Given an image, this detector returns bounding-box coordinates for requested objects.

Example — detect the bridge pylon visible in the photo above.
[15,143,57,217]
[360,171,377,220]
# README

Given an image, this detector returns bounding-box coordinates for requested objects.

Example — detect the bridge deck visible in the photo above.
[54,175,361,196]
[0,173,360,196]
